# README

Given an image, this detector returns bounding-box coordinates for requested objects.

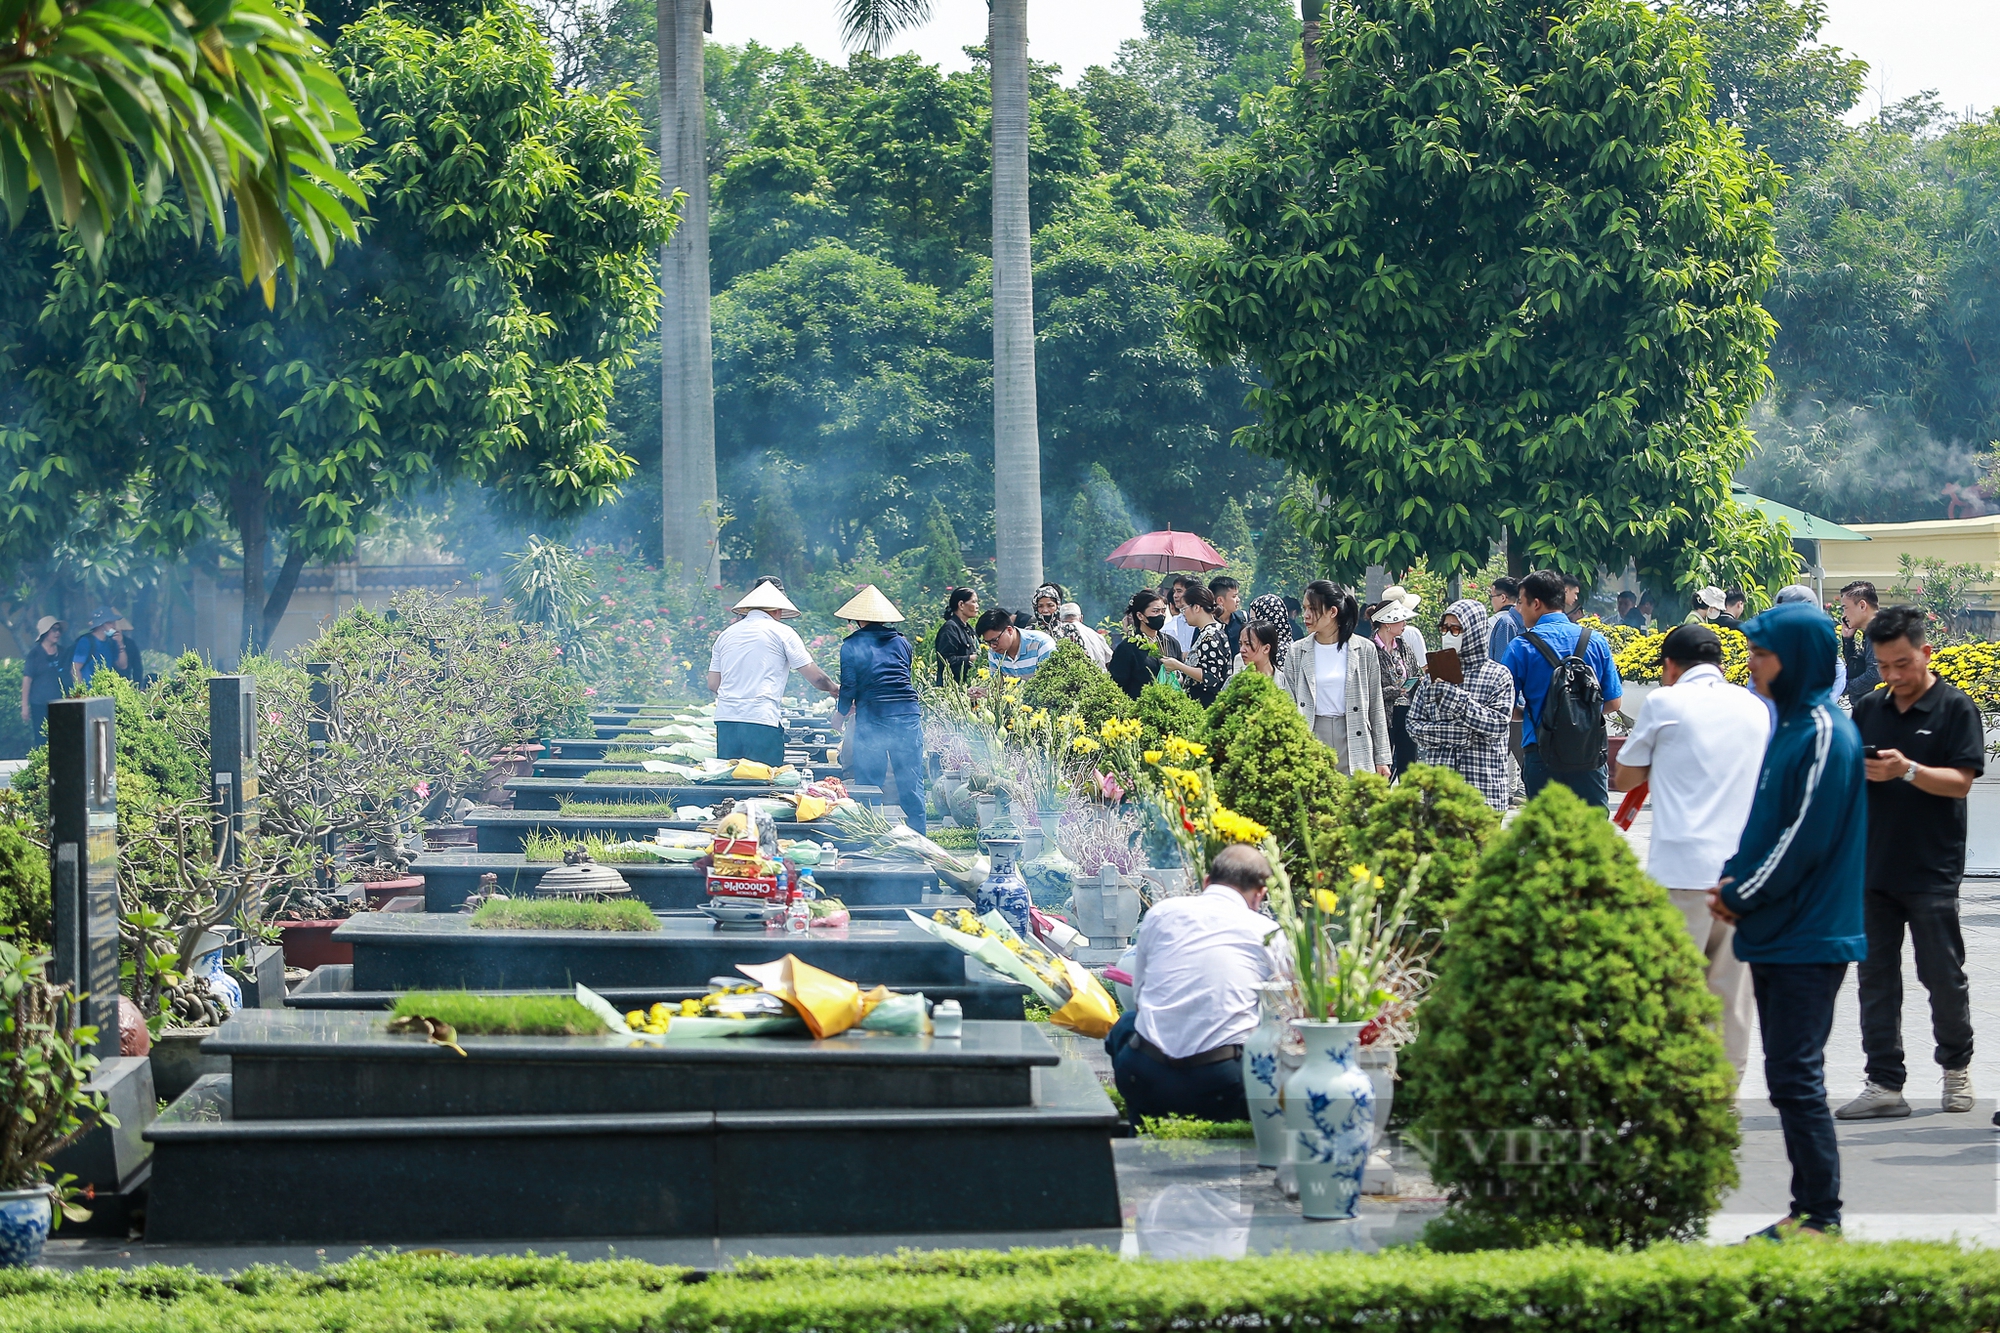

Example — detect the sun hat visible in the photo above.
[1372,602,1414,625]
[1378,584,1422,614]
[1057,602,1083,621]
[34,615,61,637]
[1773,585,1817,605]
[733,583,800,616]
[1694,585,1727,611]
[86,606,121,631]
[833,585,904,623]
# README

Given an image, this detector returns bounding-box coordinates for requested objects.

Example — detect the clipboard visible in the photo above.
[1426,648,1464,685]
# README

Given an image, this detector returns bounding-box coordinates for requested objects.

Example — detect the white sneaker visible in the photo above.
[1834,1081,1911,1120]
[1943,1067,1974,1113]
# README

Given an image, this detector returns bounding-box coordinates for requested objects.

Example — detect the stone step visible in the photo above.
[467,809,866,854]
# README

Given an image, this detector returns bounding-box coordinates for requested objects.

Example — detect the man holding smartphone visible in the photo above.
[1837,605,1985,1119]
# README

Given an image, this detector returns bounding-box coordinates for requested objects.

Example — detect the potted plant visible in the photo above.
[0,936,114,1267]
[1264,839,1428,1221]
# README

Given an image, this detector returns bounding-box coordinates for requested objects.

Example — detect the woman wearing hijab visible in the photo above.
[1030,583,1067,634]
[1405,598,1515,810]
[835,585,927,833]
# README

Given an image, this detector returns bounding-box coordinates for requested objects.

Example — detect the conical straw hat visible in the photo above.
[834,584,904,623]
[734,582,800,616]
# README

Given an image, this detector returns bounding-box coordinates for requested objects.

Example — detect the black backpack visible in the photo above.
[1528,623,1607,770]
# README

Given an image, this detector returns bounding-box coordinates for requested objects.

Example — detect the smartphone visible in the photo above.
[1864,746,1880,759]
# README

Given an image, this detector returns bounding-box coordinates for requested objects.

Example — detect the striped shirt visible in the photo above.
[987,629,1056,680]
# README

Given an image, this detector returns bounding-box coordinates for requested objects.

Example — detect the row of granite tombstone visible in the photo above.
[46,691,1120,1248]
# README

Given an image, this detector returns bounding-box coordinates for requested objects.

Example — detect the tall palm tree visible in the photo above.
[658,0,720,587]
[1301,0,1325,79]
[839,0,1044,611]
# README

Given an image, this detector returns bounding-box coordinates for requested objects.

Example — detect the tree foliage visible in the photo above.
[0,0,362,290]
[1667,0,1865,175]
[0,2,675,648]
[1181,0,1791,595]
[1404,784,1739,1250]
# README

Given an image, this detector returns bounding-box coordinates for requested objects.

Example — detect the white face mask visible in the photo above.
[1440,633,1463,650]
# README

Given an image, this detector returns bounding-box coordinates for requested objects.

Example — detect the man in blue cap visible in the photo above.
[1708,600,1866,1242]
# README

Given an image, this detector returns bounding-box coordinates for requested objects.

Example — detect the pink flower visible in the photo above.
[266,710,280,725]
[1090,769,1126,803]
[413,781,431,799]
[615,636,627,644]
[583,687,597,697]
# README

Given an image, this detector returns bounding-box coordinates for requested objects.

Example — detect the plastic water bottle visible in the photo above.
[797,869,821,900]
[784,888,809,935]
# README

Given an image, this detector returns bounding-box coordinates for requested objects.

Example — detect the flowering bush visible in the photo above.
[1933,641,2000,717]
[1609,626,1750,686]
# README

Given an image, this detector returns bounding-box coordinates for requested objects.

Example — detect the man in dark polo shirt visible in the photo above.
[1836,605,1986,1120]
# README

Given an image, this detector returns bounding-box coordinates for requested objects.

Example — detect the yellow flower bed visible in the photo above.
[1933,642,2000,715]
[1610,626,1751,686]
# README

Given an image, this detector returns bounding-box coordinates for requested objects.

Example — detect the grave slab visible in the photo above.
[415,852,949,911]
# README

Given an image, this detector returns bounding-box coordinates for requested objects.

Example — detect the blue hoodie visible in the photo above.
[1719,603,1866,965]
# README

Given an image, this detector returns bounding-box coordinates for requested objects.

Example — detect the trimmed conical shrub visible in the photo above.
[1020,640,1134,733]
[1135,680,1206,753]
[0,817,51,944]
[1403,783,1739,1250]
[1206,669,1342,852]
[1313,762,1499,943]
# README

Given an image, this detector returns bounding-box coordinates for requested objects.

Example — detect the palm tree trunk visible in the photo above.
[1301,0,1324,80]
[989,0,1043,613]
[658,0,720,589]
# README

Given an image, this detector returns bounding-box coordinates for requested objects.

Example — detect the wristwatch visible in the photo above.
[1902,761,1920,784]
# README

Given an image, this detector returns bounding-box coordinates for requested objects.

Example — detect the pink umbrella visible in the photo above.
[1105,528,1227,574]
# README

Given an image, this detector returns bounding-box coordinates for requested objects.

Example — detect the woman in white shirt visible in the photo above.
[1276,581,1392,776]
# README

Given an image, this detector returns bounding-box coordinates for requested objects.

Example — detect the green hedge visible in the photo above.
[2,1245,1998,1331]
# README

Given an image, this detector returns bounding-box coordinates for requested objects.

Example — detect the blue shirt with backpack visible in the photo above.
[1500,612,1624,752]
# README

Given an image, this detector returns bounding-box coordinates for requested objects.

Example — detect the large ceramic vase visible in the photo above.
[1241,983,1290,1168]
[1280,1020,1376,1220]
[0,1185,52,1268]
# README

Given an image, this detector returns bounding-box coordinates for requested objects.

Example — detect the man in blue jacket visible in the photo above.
[1708,601,1866,1242]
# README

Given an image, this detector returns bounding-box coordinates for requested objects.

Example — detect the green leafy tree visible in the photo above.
[914,498,974,611]
[1137,0,1300,136]
[0,3,674,651]
[1206,668,1340,854]
[1251,475,1322,599]
[1669,0,1866,174]
[0,0,362,290]
[1180,0,1788,595]
[1047,464,1139,623]
[1404,784,1739,1250]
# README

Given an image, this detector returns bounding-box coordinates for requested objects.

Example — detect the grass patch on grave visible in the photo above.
[521,831,666,863]
[583,769,695,785]
[555,798,696,819]
[468,898,660,932]
[391,992,611,1036]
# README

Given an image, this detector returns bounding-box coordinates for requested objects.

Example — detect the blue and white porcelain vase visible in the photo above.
[1240,982,1290,1168]
[1280,1019,1375,1220]
[975,834,1033,938]
[0,1185,52,1268]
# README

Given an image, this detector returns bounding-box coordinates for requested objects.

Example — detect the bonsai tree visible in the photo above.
[1205,670,1343,854]
[1402,784,1739,1249]
[1313,763,1500,943]
[1020,641,1136,734]
[0,936,114,1211]
[1135,680,1208,754]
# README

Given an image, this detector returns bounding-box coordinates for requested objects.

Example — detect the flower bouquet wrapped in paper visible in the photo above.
[906,908,1118,1037]
[829,802,989,889]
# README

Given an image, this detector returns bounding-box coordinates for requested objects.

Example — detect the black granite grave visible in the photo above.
[208,674,258,867]
[47,697,121,1061]
[467,809,862,854]
[143,1012,1119,1243]
[414,852,951,911]
[336,912,975,992]
[281,963,1031,1020]
[504,776,880,812]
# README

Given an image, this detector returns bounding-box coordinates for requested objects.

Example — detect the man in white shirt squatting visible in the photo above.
[1614,623,1770,1076]
[1107,844,1277,1124]
[706,579,837,766]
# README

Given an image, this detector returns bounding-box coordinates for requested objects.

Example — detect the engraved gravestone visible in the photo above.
[209,675,259,868]
[47,696,120,1061]
[308,663,336,882]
